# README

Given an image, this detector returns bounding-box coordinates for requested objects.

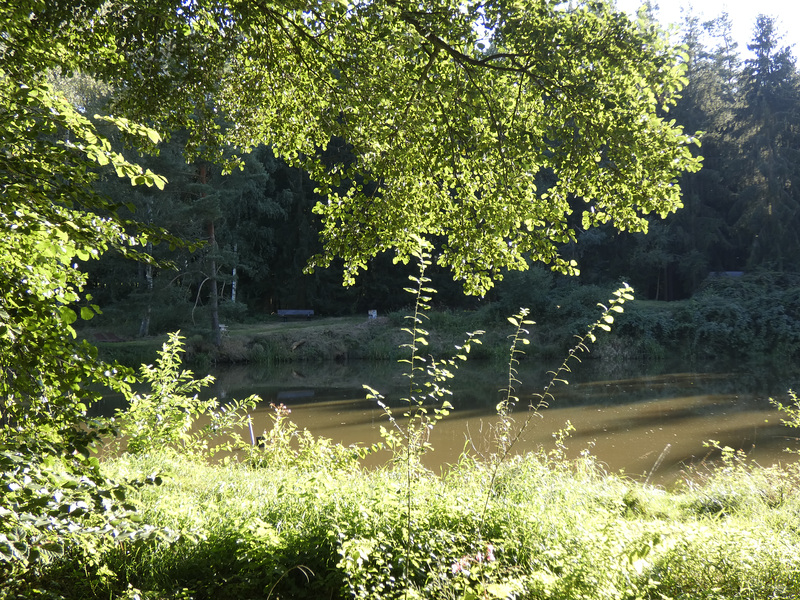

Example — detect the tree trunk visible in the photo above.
[208,219,221,347]
[139,202,154,337]
[138,255,153,337]
[231,243,237,304]
[200,163,222,347]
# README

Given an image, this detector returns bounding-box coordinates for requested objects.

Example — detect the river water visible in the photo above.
[200,358,799,485]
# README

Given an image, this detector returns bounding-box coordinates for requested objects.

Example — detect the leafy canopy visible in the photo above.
[60,0,702,294]
[0,0,702,429]
[0,3,166,436]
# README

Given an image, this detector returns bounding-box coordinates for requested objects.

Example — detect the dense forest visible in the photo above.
[65,8,800,363]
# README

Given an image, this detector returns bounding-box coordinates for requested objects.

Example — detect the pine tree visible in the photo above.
[730,15,800,270]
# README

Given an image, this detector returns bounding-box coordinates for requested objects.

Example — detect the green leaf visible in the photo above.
[146,128,161,144]
[152,174,167,190]
[59,306,78,325]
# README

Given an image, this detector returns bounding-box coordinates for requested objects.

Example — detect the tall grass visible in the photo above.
[61,446,799,600]
[8,256,800,600]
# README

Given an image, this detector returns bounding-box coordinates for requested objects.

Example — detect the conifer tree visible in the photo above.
[730,15,800,269]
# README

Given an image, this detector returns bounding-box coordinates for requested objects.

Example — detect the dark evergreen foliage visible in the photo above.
[64,7,800,364]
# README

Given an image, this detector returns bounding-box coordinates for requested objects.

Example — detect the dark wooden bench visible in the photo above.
[277,309,314,321]
[93,332,125,342]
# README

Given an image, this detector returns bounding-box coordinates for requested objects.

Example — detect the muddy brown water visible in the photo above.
[93,358,799,485]
[185,359,799,486]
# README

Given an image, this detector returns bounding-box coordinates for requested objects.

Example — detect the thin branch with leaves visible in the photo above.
[478,283,635,532]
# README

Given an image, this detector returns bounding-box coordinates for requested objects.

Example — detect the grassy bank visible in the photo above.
[79,269,800,368]
[86,314,516,368]
[16,437,800,600]
[9,304,800,599]
[86,284,800,370]
[87,316,397,367]
[80,305,693,369]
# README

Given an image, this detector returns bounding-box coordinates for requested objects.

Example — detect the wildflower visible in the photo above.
[451,544,495,575]
[451,557,470,574]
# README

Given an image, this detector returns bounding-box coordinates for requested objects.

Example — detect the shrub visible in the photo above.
[109,331,257,458]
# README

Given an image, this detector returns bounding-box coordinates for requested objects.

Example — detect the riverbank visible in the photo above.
[85,271,800,371]
[88,315,401,367]
[86,312,544,368]
[16,439,800,599]
[81,305,673,368]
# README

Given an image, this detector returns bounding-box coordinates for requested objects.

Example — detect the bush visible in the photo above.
[109,332,258,458]
[688,272,800,361]
[11,277,800,600]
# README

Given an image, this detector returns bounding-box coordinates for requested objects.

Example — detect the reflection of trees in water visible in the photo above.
[209,357,799,413]
[515,358,799,411]
[204,358,800,486]
[212,360,509,409]
[211,361,398,400]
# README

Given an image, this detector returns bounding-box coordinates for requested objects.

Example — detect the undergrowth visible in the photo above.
[4,247,800,600]
[46,446,800,600]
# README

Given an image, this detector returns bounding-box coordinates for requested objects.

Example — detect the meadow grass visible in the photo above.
[29,438,798,600]
[36,270,798,600]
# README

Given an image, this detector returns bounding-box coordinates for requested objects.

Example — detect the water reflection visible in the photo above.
[209,359,799,485]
